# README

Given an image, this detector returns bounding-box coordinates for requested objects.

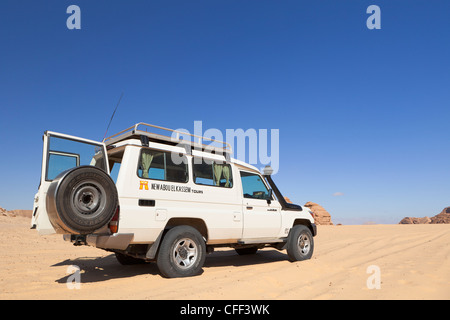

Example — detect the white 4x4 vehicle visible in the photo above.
[32,123,316,278]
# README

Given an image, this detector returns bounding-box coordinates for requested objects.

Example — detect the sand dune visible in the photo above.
[0,215,449,300]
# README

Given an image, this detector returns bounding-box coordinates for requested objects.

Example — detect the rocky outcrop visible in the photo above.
[0,206,32,218]
[283,199,334,225]
[399,216,431,224]
[399,207,450,224]
[430,207,450,224]
[304,201,333,225]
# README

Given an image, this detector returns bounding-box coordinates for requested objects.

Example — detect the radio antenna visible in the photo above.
[102,92,124,142]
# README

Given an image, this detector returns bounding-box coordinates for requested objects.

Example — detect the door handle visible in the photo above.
[246,206,253,210]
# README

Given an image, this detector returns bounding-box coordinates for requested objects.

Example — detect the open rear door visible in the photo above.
[31,131,110,235]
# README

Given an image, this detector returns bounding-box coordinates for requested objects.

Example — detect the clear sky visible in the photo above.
[0,1,449,224]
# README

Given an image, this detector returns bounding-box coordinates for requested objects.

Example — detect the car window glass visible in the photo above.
[193,158,233,188]
[138,149,188,183]
[240,171,270,200]
[46,135,106,181]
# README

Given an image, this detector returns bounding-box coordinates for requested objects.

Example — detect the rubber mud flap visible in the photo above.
[46,166,118,234]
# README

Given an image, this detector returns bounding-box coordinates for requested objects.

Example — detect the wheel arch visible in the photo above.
[164,217,209,241]
[145,218,209,261]
[292,218,317,237]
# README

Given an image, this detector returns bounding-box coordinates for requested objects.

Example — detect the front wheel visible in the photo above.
[286,225,314,262]
[156,226,206,278]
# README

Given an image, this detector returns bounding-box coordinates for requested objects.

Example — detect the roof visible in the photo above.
[104,123,260,173]
[104,122,232,155]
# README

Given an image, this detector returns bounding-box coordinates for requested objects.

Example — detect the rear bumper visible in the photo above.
[64,233,134,250]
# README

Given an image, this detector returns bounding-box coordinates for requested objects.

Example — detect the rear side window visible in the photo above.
[138,149,188,183]
[193,158,233,188]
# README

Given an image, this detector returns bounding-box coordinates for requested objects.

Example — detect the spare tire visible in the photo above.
[46,166,118,234]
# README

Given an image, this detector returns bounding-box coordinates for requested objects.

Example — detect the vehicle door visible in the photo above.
[32,131,109,235]
[239,170,281,239]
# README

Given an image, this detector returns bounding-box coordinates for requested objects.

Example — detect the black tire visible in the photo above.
[115,252,146,265]
[235,247,258,255]
[156,226,206,278]
[286,225,314,262]
[47,166,118,234]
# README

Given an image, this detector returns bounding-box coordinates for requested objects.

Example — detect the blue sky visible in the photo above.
[0,1,449,224]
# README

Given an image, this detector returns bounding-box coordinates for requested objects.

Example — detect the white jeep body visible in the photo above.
[32,123,316,277]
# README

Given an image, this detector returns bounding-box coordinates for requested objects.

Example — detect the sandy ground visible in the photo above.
[0,215,449,300]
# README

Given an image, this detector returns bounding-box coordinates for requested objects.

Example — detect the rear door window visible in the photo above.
[46,135,107,181]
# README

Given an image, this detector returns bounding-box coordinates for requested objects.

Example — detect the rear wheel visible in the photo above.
[156,226,206,278]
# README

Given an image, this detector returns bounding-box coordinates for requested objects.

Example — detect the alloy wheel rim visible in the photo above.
[297,233,311,255]
[172,238,198,269]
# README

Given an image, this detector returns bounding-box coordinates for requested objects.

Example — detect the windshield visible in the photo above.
[45,135,107,181]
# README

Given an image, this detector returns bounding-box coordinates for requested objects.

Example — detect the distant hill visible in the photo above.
[399,207,450,224]
[0,206,33,218]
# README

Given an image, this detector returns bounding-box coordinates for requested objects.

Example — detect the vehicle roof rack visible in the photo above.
[103,123,232,157]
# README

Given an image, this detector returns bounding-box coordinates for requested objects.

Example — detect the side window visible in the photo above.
[240,171,271,200]
[138,149,188,183]
[193,158,233,188]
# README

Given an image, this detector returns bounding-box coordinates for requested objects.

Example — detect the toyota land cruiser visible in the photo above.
[31,123,316,278]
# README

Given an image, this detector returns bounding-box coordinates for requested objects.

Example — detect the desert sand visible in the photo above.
[0,215,449,300]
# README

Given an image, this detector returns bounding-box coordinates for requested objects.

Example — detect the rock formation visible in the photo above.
[283,198,333,225]
[399,216,431,224]
[430,207,450,224]
[304,201,333,225]
[399,207,450,224]
[0,206,32,218]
